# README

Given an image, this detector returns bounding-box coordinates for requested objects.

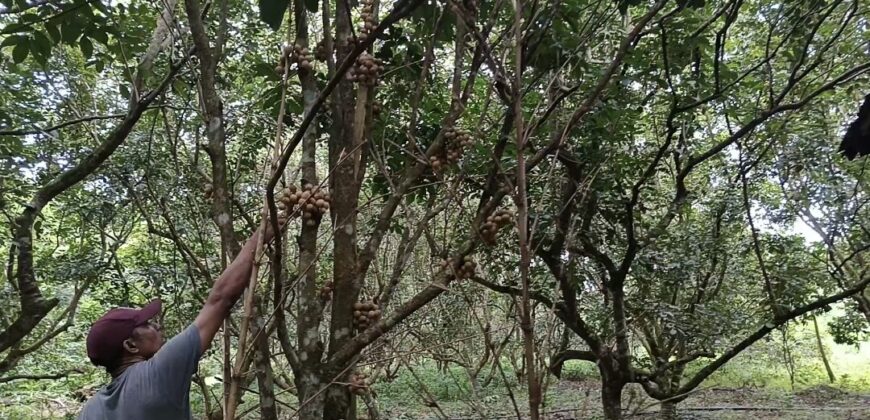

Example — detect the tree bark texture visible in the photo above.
[658,401,678,420]
[253,307,278,420]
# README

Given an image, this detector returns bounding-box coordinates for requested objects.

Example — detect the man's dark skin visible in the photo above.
[110,320,165,377]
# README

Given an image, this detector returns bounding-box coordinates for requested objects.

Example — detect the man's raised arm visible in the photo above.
[193,225,272,354]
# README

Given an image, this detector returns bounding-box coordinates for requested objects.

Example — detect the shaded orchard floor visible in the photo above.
[3,378,868,418]
[379,380,870,420]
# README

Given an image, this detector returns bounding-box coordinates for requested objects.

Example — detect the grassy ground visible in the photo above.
[376,330,870,420]
[378,379,870,419]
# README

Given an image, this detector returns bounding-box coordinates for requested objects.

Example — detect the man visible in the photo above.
[79,220,278,419]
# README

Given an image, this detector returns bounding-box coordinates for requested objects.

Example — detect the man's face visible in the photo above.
[130,321,165,359]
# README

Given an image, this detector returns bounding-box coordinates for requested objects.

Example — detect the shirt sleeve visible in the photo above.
[147,324,202,401]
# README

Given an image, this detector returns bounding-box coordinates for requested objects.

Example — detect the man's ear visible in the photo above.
[122,338,139,354]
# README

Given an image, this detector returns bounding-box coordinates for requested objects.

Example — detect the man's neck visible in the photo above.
[111,356,146,378]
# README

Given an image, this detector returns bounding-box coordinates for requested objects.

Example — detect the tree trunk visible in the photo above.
[600,378,625,420]
[812,316,836,383]
[324,380,356,420]
[324,0,364,417]
[361,391,380,420]
[253,313,278,420]
[658,401,677,420]
[294,371,326,420]
[852,293,870,327]
[292,1,329,419]
[251,300,277,420]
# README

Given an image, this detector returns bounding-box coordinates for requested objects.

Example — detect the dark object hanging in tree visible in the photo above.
[839,94,870,160]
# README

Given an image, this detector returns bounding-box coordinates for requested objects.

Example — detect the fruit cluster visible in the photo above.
[353,301,381,330]
[480,209,514,244]
[320,281,334,302]
[348,371,370,395]
[429,126,472,171]
[440,255,477,280]
[347,52,384,87]
[276,184,331,226]
[288,44,314,71]
[359,0,377,40]
[277,44,314,75]
[344,35,359,48]
[315,40,329,61]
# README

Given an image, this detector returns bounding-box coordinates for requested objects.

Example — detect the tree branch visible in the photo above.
[0,111,155,136]
[0,368,83,384]
[548,349,597,378]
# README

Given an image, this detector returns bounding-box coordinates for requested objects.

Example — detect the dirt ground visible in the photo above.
[539,381,870,420]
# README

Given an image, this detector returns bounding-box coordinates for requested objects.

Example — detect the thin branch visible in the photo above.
[0,110,159,136]
[0,368,83,384]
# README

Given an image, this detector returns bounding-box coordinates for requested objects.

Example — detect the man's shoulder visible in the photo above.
[77,381,121,419]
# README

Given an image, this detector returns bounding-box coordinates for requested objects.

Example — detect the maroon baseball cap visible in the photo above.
[86,299,162,367]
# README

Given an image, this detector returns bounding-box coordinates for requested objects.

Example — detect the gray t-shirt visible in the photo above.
[79,324,201,420]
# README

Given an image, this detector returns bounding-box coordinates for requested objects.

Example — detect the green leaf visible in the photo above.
[12,42,28,64]
[32,31,51,57]
[0,34,26,48]
[45,22,61,43]
[93,0,111,15]
[253,62,280,80]
[119,84,130,99]
[19,10,41,23]
[80,37,93,59]
[89,28,109,45]
[0,22,30,35]
[258,0,289,31]
[61,20,82,44]
[30,34,50,66]
[172,79,186,94]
